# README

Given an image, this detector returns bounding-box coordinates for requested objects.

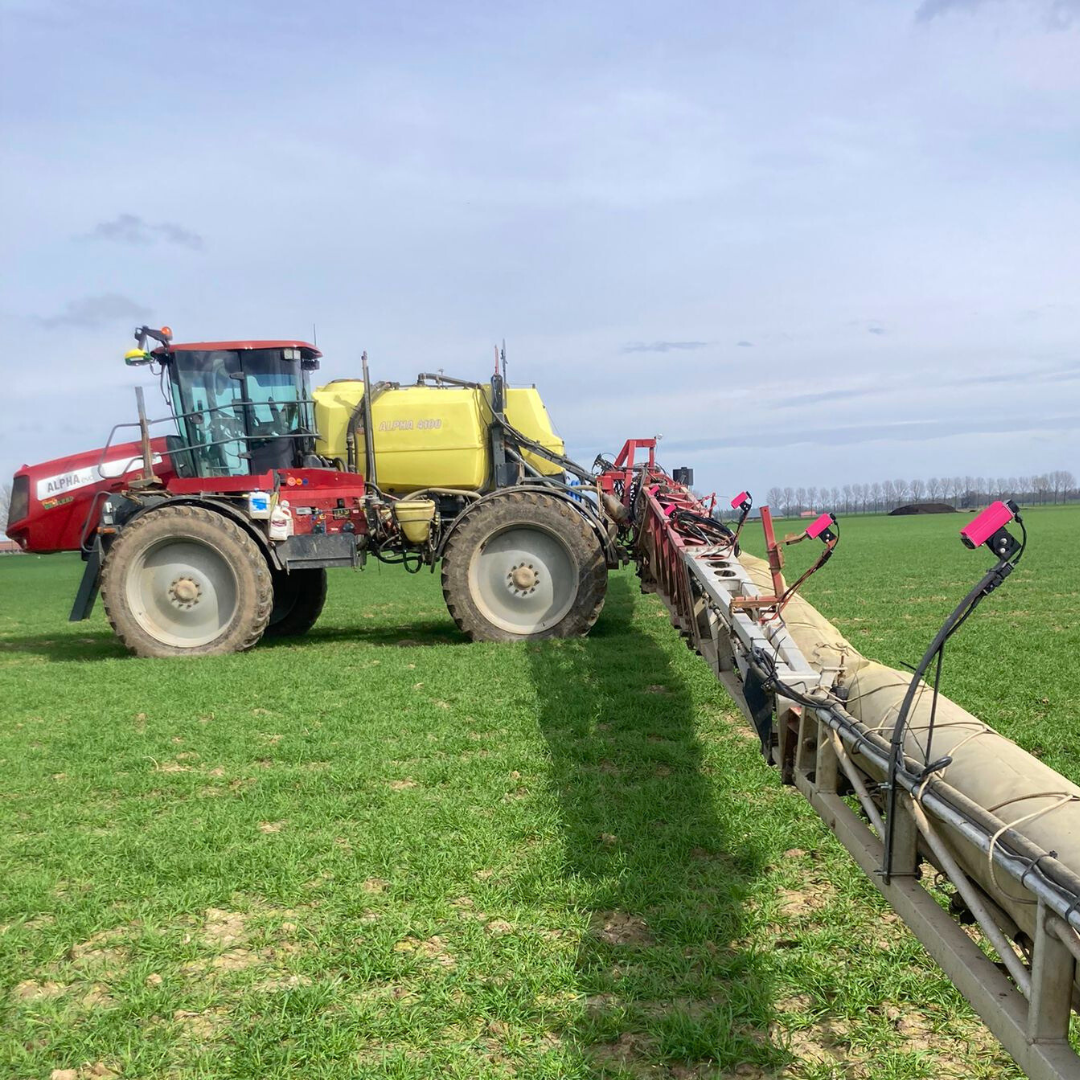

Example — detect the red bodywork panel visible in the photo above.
[272,470,369,537]
[9,438,178,553]
[165,469,370,538]
[166,472,279,495]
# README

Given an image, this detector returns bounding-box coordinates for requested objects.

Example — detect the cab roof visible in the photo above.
[152,340,322,357]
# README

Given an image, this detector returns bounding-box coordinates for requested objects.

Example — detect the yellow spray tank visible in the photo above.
[312,378,565,494]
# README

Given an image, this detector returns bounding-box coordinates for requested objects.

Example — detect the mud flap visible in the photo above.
[69,538,103,622]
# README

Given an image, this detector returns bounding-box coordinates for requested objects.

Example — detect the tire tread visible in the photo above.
[100,504,272,658]
[441,491,606,642]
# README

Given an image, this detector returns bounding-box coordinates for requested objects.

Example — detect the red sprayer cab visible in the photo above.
[6,327,321,553]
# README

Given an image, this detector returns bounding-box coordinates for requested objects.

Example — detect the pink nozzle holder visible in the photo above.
[731,491,749,509]
[806,513,835,540]
[961,501,1014,549]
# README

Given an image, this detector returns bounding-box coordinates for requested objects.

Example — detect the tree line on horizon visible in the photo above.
[762,470,1077,518]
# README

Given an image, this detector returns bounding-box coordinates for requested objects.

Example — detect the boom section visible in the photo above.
[605,453,1080,1080]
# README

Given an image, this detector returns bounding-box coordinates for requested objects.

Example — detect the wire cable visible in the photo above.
[881,527,1027,879]
[775,518,840,612]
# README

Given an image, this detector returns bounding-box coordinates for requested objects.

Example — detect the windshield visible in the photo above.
[167,349,313,477]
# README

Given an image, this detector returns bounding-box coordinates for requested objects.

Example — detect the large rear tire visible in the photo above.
[264,568,328,639]
[100,504,273,658]
[441,491,607,642]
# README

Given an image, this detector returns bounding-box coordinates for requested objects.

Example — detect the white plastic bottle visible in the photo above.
[269,499,294,540]
[248,491,271,519]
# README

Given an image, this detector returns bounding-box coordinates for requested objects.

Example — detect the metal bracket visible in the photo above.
[69,537,103,621]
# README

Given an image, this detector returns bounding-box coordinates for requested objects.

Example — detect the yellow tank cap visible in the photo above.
[393,499,437,544]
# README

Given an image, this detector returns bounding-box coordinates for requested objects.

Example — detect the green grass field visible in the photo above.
[1,506,1077,1079]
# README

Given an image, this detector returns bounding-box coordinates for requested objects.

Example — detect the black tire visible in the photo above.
[100,504,273,658]
[264,568,328,639]
[441,491,607,642]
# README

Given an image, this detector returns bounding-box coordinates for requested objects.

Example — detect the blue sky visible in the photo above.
[2,0,1077,505]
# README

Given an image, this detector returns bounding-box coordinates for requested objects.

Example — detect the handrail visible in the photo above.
[95,397,321,479]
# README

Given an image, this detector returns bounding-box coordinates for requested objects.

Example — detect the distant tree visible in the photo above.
[745,469,1070,518]
[0,482,10,532]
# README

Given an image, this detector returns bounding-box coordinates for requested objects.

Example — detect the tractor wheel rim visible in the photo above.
[125,537,239,648]
[468,524,578,635]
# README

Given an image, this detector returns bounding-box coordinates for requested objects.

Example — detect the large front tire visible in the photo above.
[100,505,273,658]
[264,568,328,639]
[441,491,607,642]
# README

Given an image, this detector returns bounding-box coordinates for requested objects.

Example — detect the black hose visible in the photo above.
[880,556,1016,879]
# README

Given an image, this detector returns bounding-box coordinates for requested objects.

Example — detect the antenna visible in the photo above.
[501,339,507,385]
[312,323,318,348]
[360,350,377,487]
